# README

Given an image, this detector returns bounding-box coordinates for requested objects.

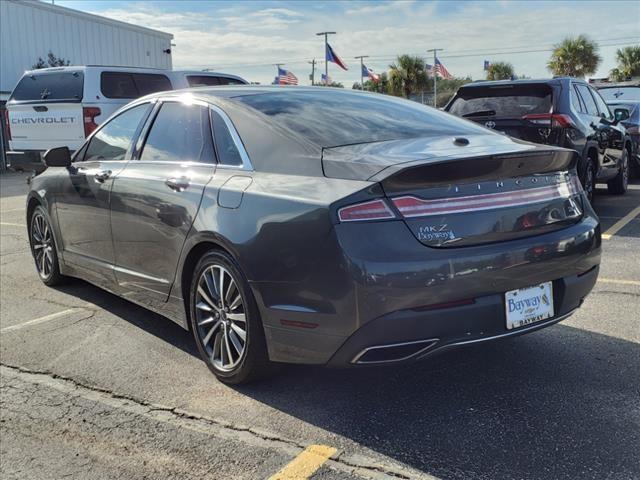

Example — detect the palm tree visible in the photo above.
[486,62,515,80]
[610,46,640,81]
[547,35,601,77]
[388,55,429,98]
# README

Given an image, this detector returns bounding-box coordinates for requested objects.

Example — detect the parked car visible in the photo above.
[445,78,632,202]
[595,83,640,177]
[27,87,601,383]
[5,66,247,172]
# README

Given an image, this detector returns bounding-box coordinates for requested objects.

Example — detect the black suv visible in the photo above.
[445,77,632,202]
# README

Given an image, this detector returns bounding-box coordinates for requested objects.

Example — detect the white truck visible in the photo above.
[5,66,248,172]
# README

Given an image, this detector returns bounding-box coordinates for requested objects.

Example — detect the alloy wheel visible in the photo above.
[584,162,595,203]
[194,264,247,372]
[31,212,54,280]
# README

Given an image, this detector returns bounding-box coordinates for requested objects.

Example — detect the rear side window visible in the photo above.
[101,72,172,99]
[211,110,243,166]
[9,71,84,103]
[83,104,149,162]
[575,84,599,116]
[187,76,246,87]
[218,77,245,85]
[448,85,552,118]
[187,76,220,87]
[140,102,214,163]
[570,85,585,113]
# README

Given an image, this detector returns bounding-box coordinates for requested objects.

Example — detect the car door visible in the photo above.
[589,85,625,179]
[109,99,216,309]
[574,83,621,181]
[54,102,152,286]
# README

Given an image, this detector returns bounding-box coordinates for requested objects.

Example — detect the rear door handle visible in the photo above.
[165,176,190,191]
[94,170,112,183]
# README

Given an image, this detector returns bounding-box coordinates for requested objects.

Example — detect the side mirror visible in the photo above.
[43,146,71,167]
[614,108,630,123]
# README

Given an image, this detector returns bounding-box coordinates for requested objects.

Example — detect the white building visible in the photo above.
[0,0,174,101]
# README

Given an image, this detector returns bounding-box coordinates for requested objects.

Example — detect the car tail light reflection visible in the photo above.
[3,109,10,141]
[523,113,574,128]
[83,107,101,137]
[338,199,396,222]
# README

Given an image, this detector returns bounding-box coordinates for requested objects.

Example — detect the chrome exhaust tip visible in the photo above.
[351,338,439,365]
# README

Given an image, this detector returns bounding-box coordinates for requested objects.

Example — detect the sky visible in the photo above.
[56,0,640,86]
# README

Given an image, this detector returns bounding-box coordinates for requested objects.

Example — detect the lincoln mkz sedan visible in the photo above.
[27,87,601,383]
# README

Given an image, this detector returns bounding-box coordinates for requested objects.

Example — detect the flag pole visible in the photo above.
[355,55,369,90]
[427,48,443,107]
[316,31,336,84]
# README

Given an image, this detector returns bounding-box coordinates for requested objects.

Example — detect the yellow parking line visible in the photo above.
[0,222,26,228]
[598,278,640,287]
[601,206,640,240]
[269,445,337,480]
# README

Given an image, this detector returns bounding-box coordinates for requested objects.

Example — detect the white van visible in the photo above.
[5,66,248,171]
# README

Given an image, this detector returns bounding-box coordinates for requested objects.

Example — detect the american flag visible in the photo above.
[427,58,453,79]
[277,67,298,85]
[321,73,332,85]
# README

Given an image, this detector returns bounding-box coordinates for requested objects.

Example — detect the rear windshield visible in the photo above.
[234,90,485,147]
[448,85,552,118]
[598,86,640,102]
[9,71,84,103]
[187,75,246,87]
[101,72,172,99]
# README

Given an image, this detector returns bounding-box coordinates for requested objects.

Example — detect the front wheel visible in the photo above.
[189,250,272,384]
[29,206,64,286]
[607,149,629,195]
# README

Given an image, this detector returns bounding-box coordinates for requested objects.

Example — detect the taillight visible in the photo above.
[3,109,10,141]
[338,199,395,222]
[391,179,580,218]
[83,107,101,137]
[523,113,574,128]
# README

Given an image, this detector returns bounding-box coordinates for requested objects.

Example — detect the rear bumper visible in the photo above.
[327,264,598,366]
[6,150,46,173]
[259,208,600,366]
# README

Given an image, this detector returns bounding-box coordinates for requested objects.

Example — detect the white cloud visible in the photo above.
[89,1,640,86]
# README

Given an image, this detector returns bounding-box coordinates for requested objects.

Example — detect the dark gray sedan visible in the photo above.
[27,87,601,384]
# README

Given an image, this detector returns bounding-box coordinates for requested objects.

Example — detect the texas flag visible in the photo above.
[362,64,379,82]
[326,43,348,70]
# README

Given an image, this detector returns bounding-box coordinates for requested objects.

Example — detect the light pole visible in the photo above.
[355,55,369,90]
[316,31,336,84]
[427,48,443,107]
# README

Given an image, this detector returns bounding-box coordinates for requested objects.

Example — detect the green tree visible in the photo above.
[486,61,515,80]
[547,35,601,77]
[318,81,344,88]
[32,51,71,69]
[610,45,640,81]
[388,55,429,98]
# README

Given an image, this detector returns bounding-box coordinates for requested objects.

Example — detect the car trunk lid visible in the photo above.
[326,135,584,247]
[7,70,86,151]
[446,83,565,145]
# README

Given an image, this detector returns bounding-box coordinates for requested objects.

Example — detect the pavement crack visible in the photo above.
[0,363,429,479]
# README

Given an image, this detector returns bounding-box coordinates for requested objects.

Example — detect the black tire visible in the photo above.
[631,151,640,179]
[607,149,629,195]
[189,249,272,384]
[29,205,65,286]
[580,156,596,205]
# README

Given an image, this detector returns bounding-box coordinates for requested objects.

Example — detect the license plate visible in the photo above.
[505,282,554,330]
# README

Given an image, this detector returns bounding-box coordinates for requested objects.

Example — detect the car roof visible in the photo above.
[141,85,357,101]
[459,77,581,89]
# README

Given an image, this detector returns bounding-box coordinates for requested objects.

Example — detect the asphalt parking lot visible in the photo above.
[1,171,638,480]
